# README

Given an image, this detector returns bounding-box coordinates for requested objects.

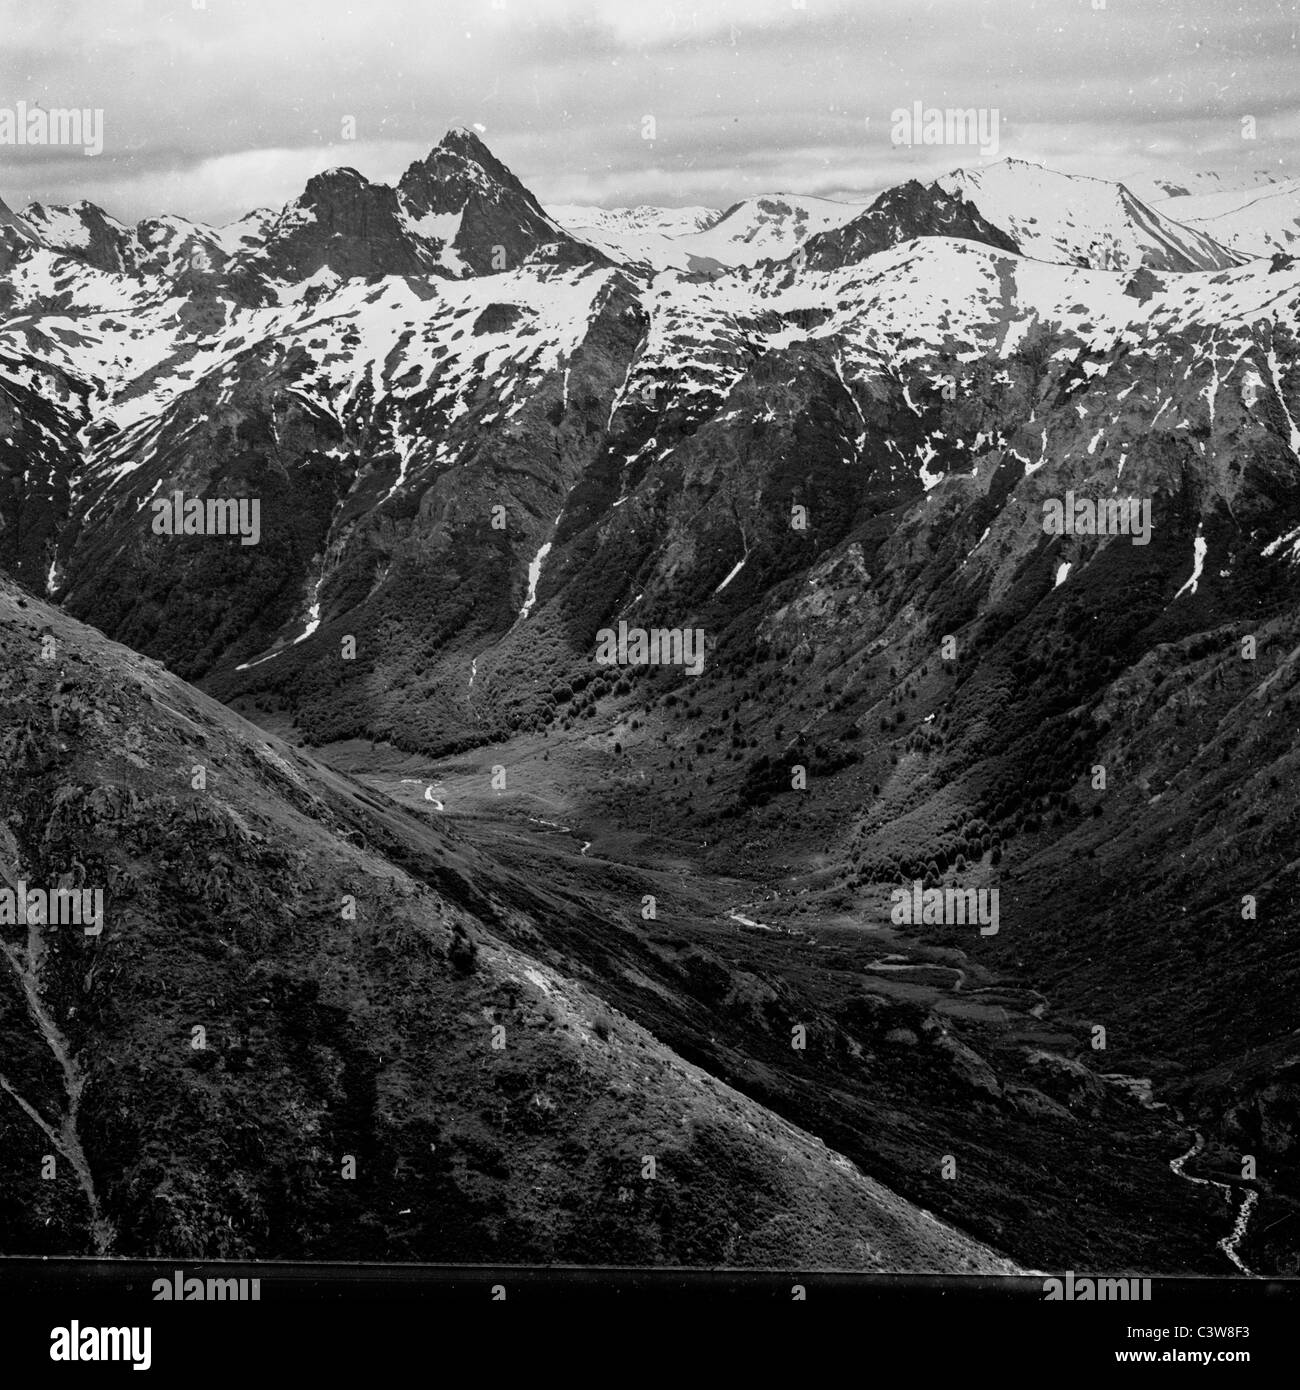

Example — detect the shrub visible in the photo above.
[449,926,477,974]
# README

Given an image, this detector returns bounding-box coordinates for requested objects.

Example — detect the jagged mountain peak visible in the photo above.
[394,127,602,276]
[302,165,374,197]
[776,177,1017,275]
[0,126,601,290]
[399,125,542,213]
[254,136,563,284]
[239,167,423,281]
[436,124,496,159]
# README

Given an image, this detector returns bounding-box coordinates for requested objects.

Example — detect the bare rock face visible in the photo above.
[1025,1052,1109,1116]
[790,181,1019,274]
[254,168,429,280]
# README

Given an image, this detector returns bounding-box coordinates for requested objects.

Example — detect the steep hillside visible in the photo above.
[0,575,1025,1270]
[1152,179,1300,259]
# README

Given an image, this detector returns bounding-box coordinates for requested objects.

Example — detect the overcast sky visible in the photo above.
[1,0,1297,225]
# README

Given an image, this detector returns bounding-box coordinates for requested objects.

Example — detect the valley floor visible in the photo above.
[289,726,1270,1278]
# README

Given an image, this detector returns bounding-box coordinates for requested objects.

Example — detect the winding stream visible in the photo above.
[1169,1132,1257,1276]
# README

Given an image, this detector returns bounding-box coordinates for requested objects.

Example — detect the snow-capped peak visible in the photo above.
[937,159,1244,272]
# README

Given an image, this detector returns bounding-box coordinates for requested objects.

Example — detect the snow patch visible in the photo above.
[714,556,746,593]
[1173,531,1208,599]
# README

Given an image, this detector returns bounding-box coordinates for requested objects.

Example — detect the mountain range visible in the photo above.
[2,129,1298,1274]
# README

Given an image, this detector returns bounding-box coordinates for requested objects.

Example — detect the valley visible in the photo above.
[289,721,1280,1276]
[3,125,1299,1277]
